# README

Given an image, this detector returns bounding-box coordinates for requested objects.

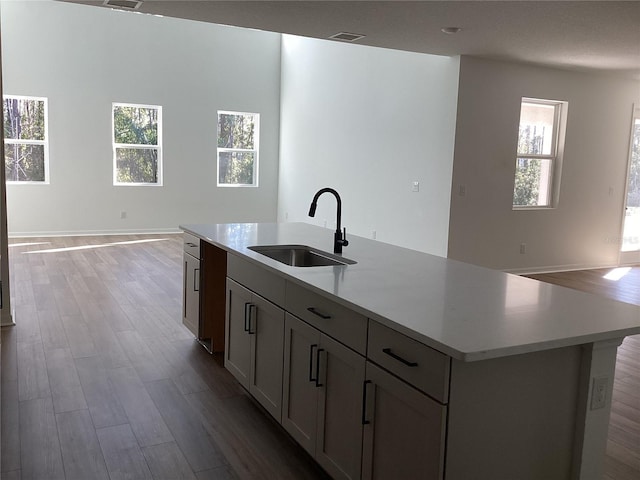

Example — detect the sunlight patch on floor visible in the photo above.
[603,267,632,281]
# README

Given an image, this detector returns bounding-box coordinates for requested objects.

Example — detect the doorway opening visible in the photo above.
[620,107,640,265]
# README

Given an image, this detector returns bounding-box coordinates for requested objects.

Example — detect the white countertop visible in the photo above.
[181,222,640,361]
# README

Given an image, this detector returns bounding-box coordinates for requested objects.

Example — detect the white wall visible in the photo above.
[448,56,640,272]
[278,35,459,256]
[1,0,282,236]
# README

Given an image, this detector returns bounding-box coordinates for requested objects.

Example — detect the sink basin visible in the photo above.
[248,245,356,267]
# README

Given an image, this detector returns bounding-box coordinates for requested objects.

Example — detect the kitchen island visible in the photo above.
[181,222,640,480]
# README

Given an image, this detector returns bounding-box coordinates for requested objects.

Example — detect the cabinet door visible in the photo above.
[249,293,285,421]
[316,334,365,480]
[183,253,199,336]
[225,279,252,389]
[362,362,446,480]
[282,313,321,455]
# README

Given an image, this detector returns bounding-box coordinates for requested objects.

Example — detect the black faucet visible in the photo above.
[308,188,349,254]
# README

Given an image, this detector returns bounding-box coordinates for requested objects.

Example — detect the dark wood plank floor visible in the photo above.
[528,267,640,480]
[1,235,638,479]
[1,234,328,480]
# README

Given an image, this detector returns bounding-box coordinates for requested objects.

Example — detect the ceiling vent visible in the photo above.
[329,32,366,42]
[102,0,143,10]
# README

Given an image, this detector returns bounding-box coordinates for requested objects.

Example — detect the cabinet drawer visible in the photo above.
[227,254,285,307]
[183,232,201,259]
[368,321,450,403]
[285,281,367,355]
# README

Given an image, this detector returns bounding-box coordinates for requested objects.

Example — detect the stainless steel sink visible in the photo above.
[248,245,356,267]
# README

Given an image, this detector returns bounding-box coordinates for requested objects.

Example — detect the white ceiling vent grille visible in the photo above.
[102,0,143,10]
[329,32,366,42]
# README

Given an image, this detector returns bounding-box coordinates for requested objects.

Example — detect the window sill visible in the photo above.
[512,205,555,211]
[113,183,163,187]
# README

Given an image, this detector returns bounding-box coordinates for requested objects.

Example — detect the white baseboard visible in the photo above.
[8,228,182,238]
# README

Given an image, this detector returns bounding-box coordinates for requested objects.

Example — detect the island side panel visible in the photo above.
[571,339,622,480]
[445,345,582,480]
[200,241,227,353]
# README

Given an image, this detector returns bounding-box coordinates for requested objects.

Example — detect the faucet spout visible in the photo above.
[308,188,349,254]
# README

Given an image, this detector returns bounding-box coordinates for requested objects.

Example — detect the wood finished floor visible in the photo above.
[1,234,328,480]
[0,235,637,480]
[528,267,640,480]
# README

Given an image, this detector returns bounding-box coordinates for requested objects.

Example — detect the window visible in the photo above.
[3,95,49,183]
[513,98,566,208]
[217,111,259,186]
[113,103,162,185]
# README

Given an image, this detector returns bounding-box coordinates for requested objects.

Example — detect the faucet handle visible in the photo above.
[342,227,349,247]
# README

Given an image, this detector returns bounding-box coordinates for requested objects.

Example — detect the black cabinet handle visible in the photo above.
[186,242,197,248]
[244,302,252,333]
[247,304,256,334]
[309,344,318,382]
[382,348,418,367]
[315,348,325,387]
[361,380,372,425]
[307,307,331,319]
[193,268,200,292]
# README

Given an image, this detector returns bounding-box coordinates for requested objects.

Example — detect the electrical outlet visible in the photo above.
[519,243,526,254]
[372,230,377,240]
[591,376,609,410]
[412,181,420,192]
[459,184,466,196]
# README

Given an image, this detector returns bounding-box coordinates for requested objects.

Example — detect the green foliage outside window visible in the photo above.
[217,112,258,185]
[3,97,47,182]
[116,148,159,184]
[513,158,542,207]
[113,104,160,184]
[513,124,546,206]
[114,106,158,145]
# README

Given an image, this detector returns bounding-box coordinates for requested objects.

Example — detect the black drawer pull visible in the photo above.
[382,348,418,367]
[185,242,197,248]
[307,307,331,319]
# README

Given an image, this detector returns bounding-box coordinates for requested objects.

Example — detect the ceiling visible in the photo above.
[62,0,640,78]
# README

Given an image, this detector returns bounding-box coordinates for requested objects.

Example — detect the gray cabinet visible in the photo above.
[182,234,200,337]
[225,278,285,421]
[282,313,365,480]
[362,362,446,480]
[363,321,448,479]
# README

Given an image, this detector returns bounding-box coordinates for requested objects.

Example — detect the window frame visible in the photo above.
[3,95,50,184]
[512,97,567,210]
[112,102,163,186]
[217,110,260,187]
